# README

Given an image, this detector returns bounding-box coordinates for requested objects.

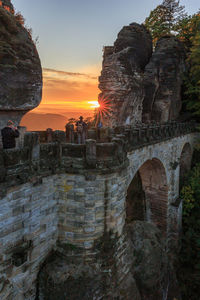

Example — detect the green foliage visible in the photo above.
[144,0,186,45]
[182,14,200,119]
[176,13,200,48]
[145,0,200,119]
[162,0,186,28]
[178,155,200,299]
[14,11,25,25]
[145,5,170,45]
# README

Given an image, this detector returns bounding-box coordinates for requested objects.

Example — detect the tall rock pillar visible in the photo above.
[98,23,152,127]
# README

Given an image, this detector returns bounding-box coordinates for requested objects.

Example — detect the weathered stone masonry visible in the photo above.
[0,122,199,299]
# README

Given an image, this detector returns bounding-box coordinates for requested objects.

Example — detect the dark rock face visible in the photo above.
[38,256,102,300]
[142,37,186,123]
[127,221,181,300]
[0,6,42,129]
[37,235,141,300]
[98,23,152,127]
[37,222,181,300]
[114,23,153,70]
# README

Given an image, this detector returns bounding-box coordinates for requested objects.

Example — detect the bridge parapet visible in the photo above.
[33,121,197,145]
[0,122,198,199]
[120,121,197,151]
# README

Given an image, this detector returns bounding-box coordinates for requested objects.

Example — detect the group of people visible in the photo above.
[75,116,88,144]
[71,116,103,143]
[1,116,103,149]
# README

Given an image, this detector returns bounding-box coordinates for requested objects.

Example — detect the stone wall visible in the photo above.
[0,177,58,299]
[0,126,199,299]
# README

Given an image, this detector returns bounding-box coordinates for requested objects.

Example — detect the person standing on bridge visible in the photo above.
[76,116,87,144]
[1,120,20,149]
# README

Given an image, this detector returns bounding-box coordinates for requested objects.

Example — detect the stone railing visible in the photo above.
[32,122,197,147]
[34,121,197,146]
[113,121,198,151]
[0,122,198,198]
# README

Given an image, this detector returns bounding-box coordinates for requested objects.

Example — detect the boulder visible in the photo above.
[142,36,186,123]
[0,6,42,129]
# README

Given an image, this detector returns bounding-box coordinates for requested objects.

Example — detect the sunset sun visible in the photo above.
[88,100,100,108]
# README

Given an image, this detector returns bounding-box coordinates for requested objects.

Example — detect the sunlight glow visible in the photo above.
[88,101,100,108]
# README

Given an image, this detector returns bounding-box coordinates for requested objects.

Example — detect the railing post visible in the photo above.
[46,128,53,143]
[16,126,27,149]
[86,139,96,168]
[24,132,40,161]
[65,124,74,143]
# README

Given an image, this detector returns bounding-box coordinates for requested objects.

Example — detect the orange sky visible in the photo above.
[32,67,100,115]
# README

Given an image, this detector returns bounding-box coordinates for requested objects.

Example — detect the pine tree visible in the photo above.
[184,24,200,118]
[145,5,170,45]
[162,0,186,31]
[145,0,186,45]
[177,12,200,49]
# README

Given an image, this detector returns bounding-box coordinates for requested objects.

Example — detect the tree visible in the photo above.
[145,0,186,45]
[178,157,200,298]
[145,5,170,44]
[14,11,25,25]
[183,22,200,119]
[162,0,186,30]
[177,12,200,49]
[67,118,77,125]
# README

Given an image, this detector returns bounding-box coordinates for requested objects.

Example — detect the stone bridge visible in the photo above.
[1,3,200,298]
[0,122,199,299]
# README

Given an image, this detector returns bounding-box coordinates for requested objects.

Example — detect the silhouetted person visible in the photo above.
[65,123,74,143]
[76,116,87,144]
[1,120,20,149]
[97,120,103,140]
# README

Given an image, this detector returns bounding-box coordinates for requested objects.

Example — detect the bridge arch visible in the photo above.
[179,142,193,184]
[126,158,168,233]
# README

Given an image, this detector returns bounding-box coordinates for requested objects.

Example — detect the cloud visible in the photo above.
[43,68,98,80]
[33,67,100,114]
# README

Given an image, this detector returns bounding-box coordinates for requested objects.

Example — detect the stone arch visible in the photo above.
[126,158,168,233]
[179,142,193,184]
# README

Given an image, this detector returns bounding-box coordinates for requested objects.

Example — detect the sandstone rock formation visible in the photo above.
[99,25,186,126]
[98,23,152,127]
[0,6,42,129]
[37,234,141,300]
[142,36,186,123]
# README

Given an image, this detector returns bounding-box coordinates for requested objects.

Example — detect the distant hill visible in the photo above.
[20,112,93,131]
[21,113,69,131]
